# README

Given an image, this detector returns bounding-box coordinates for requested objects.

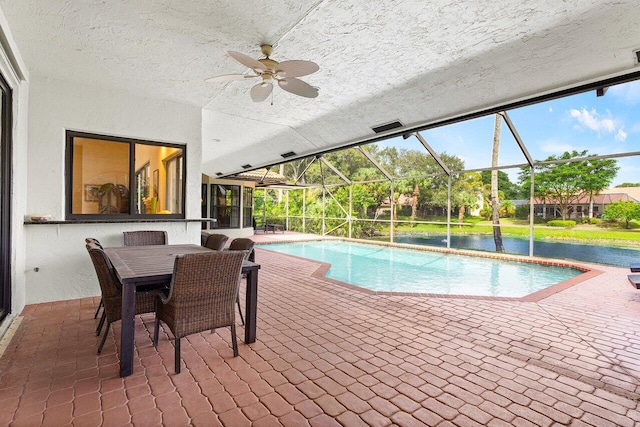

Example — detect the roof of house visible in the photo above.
[228,168,287,186]
[600,186,640,201]
[533,191,640,205]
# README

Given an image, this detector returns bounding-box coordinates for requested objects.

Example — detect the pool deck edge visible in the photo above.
[256,237,602,302]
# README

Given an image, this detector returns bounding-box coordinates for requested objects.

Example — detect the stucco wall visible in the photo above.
[0,6,30,326]
[24,76,203,304]
[11,78,28,317]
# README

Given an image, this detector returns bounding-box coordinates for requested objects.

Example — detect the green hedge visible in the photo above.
[546,219,576,228]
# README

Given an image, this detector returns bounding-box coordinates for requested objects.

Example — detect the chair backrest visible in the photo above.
[123,230,167,246]
[228,238,255,262]
[86,242,123,322]
[203,234,229,251]
[85,237,103,248]
[163,251,245,334]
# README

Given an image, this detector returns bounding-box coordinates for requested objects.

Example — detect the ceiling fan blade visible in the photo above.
[250,82,273,102]
[275,60,319,78]
[278,77,318,98]
[205,74,258,83]
[228,51,267,72]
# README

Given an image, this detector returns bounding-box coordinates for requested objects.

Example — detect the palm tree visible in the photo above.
[491,114,505,252]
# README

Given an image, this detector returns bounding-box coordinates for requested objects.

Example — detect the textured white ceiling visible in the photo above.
[2,0,640,176]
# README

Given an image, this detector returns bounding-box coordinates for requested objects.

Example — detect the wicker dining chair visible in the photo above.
[123,230,168,246]
[86,238,106,323]
[153,250,245,373]
[203,234,229,251]
[85,242,156,354]
[228,238,255,262]
[227,238,255,326]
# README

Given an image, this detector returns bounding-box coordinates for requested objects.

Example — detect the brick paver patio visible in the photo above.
[1,233,639,426]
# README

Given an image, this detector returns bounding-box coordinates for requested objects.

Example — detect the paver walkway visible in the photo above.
[1,233,639,426]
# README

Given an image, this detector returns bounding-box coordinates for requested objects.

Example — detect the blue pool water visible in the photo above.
[258,240,583,297]
[394,234,640,267]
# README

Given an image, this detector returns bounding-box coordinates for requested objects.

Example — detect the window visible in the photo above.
[0,71,11,322]
[135,162,150,214]
[201,183,208,229]
[243,187,253,228]
[211,184,240,228]
[66,131,186,219]
[165,153,183,214]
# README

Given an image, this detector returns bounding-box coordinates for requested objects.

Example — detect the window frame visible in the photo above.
[0,71,12,322]
[65,130,187,220]
[163,151,184,215]
[134,162,151,214]
[243,186,253,228]
[210,184,240,228]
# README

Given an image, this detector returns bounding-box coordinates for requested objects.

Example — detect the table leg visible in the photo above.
[244,269,258,343]
[120,283,136,377]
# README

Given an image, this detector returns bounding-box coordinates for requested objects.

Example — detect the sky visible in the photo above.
[377,79,640,187]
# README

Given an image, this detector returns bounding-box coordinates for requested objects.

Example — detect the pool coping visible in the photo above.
[257,237,603,302]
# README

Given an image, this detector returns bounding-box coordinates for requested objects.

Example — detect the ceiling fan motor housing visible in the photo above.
[258,58,278,73]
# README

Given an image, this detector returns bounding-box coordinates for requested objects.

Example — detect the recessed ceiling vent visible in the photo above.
[241,164,252,169]
[371,120,404,134]
[216,172,223,176]
[281,151,296,159]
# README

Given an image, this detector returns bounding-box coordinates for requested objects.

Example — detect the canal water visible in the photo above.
[394,234,640,267]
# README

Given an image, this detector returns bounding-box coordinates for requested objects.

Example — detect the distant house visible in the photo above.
[378,192,483,218]
[376,194,414,217]
[522,187,640,219]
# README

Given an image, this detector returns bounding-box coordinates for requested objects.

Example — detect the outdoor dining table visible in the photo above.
[104,244,260,377]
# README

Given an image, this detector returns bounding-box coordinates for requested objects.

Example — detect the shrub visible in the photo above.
[589,217,601,225]
[515,205,529,219]
[533,216,547,224]
[479,206,492,220]
[546,219,576,228]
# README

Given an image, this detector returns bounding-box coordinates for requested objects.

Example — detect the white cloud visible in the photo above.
[615,129,628,141]
[569,108,615,133]
[568,108,629,143]
[548,107,553,113]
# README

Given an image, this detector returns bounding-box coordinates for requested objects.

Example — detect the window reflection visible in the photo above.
[67,132,185,218]
[211,184,240,228]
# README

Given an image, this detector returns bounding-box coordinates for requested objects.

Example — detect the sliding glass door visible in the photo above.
[0,72,12,323]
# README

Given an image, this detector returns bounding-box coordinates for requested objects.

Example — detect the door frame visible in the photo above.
[0,71,12,322]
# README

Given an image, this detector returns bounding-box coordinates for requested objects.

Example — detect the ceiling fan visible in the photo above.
[206,44,319,102]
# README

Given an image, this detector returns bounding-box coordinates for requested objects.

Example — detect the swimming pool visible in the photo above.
[258,240,584,297]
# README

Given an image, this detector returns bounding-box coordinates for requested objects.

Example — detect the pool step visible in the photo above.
[631,263,640,273]
[628,274,640,289]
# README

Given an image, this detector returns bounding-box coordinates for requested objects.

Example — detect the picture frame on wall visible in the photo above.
[84,184,100,202]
